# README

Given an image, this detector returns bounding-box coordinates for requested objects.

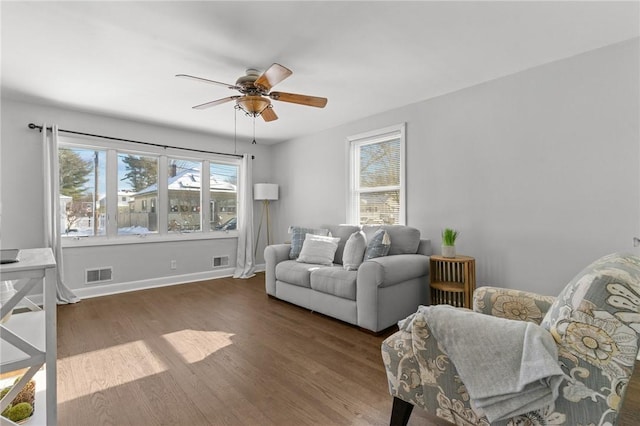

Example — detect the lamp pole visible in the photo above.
[265,199,271,245]
[253,183,279,258]
[254,199,273,258]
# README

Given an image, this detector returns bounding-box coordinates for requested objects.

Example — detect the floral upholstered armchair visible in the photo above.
[381,253,640,425]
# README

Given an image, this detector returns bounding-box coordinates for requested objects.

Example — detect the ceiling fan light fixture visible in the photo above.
[178,63,326,124]
[236,95,271,116]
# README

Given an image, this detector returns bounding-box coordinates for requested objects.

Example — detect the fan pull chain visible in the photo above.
[233,105,238,154]
[252,115,257,144]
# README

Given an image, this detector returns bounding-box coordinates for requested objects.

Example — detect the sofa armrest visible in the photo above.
[358,254,430,289]
[357,254,429,331]
[264,244,291,296]
[416,239,432,256]
[473,286,556,324]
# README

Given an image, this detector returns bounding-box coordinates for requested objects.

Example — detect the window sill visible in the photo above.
[61,230,239,248]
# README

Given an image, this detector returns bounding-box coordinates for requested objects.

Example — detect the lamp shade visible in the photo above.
[254,183,279,201]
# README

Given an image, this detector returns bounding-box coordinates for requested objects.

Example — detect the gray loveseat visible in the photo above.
[264,225,431,332]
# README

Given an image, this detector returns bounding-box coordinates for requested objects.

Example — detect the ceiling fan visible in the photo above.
[176,63,328,122]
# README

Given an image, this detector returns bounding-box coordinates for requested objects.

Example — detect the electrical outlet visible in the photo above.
[170,260,177,269]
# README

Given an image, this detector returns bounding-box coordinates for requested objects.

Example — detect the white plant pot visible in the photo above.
[441,245,456,258]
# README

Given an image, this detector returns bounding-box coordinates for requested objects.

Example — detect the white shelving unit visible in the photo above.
[1,248,57,426]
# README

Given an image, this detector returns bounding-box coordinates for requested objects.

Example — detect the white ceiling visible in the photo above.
[2,1,639,145]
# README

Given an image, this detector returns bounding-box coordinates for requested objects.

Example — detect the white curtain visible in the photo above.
[44,124,80,303]
[233,154,256,279]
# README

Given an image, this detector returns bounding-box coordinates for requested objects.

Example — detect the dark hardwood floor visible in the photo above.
[55,273,639,425]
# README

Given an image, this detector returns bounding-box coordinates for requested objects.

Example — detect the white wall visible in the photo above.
[0,98,275,295]
[270,39,640,296]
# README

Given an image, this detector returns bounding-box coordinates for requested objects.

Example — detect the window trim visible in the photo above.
[347,123,406,225]
[58,135,240,247]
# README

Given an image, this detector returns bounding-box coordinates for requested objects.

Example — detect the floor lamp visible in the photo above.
[254,183,279,257]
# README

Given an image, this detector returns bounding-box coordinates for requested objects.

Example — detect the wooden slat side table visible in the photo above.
[429,255,476,308]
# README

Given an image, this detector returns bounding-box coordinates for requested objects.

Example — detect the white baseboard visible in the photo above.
[75,267,237,299]
[21,264,267,305]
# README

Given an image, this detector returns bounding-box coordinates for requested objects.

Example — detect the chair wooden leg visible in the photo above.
[390,397,414,426]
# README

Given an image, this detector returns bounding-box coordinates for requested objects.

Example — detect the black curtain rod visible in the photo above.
[28,123,251,159]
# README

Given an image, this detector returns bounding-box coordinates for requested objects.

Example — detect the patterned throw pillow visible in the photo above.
[364,229,391,260]
[288,226,329,259]
[342,231,367,270]
[296,234,341,266]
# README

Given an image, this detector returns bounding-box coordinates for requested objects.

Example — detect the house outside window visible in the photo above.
[166,158,202,232]
[348,123,406,225]
[58,136,240,243]
[209,162,239,231]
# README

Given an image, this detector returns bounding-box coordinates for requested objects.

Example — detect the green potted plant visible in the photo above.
[441,228,459,258]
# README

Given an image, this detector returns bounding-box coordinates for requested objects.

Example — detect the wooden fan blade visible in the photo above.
[193,96,240,110]
[261,107,278,122]
[254,63,292,91]
[176,74,238,90]
[269,91,328,108]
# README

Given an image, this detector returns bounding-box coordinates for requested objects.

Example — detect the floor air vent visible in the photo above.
[86,267,113,284]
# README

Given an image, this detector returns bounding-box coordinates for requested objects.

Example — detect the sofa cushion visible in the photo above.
[365,229,391,260]
[275,260,326,288]
[310,267,358,300]
[324,225,361,264]
[288,226,329,259]
[297,234,341,266]
[342,231,367,271]
[362,225,421,255]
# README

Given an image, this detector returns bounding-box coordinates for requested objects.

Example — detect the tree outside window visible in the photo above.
[118,153,158,235]
[59,147,106,236]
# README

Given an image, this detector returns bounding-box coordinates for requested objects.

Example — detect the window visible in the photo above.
[348,123,405,225]
[209,162,239,231]
[59,147,107,236]
[118,152,158,235]
[58,137,240,243]
[168,158,202,233]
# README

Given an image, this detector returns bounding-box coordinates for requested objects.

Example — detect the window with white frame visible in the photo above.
[167,158,202,233]
[348,123,405,225]
[117,152,158,234]
[58,136,240,243]
[59,146,107,236]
